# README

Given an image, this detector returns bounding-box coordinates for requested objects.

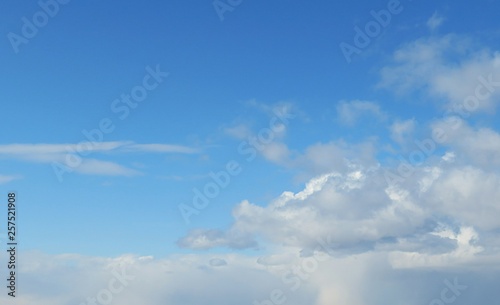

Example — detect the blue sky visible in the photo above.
[1,0,500,304]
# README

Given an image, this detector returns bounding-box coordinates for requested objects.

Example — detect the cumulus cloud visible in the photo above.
[3,248,499,305]
[178,151,500,271]
[11,34,500,305]
[293,140,378,176]
[8,129,500,305]
[390,118,416,146]
[379,35,500,112]
[424,166,500,231]
[180,168,424,253]
[431,117,500,167]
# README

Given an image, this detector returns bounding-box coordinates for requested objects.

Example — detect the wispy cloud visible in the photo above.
[427,11,445,31]
[0,141,198,177]
[378,35,500,112]
[0,141,196,156]
[336,100,387,126]
[390,118,416,146]
[76,159,142,176]
[0,174,22,184]
[120,143,198,154]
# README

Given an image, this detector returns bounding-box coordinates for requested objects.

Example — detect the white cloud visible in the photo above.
[390,226,484,268]
[1,251,313,305]
[390,118,416,145]
[260,142,291,165]
[6,133,500,304]
[223,123,253,140]
[222,102,296,166]
[180,167,424,252]
[336,100,387,126]
[178,150,500,271]
[431,117,500,167]
[0,141,196,157]
[0,141,197,177]
[0,174,22,184]
[76,159,142,176]
[177,228,257,250]
[424,166,500,230]
[122,143,198,154]
[4,248,499,305]
[427,11,445,31]
[294,140,378,176]
[379,35,500,112]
